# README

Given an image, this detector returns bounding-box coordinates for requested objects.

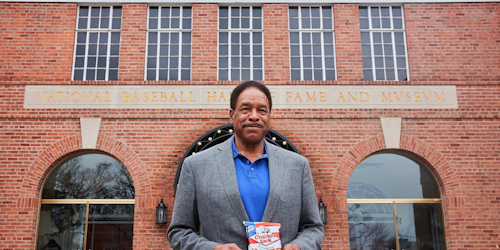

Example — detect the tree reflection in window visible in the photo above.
[347,153,446,250]
[37,153,135,250]
[42,154,134,199]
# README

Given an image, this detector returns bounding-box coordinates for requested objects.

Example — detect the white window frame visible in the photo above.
[145,5,192,81]
[72,5,122,81]
[289,5,337,81]
[218,5,264,81]
[360,5,410,81]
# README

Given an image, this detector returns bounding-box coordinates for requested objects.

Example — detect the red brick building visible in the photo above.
[1,1,499,249]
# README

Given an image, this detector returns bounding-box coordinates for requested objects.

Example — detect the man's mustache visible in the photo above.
[242,123,264,128]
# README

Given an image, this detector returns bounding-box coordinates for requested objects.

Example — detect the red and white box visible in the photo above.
[244,221,282,250]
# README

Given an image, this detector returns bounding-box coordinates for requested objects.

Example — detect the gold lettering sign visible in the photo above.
[24,85,458,109]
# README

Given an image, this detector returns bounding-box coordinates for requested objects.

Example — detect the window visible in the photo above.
[289,6,336,81]
[73,6,122,81]
[36,153,135,250]
[218,6,263,81]
[146,6,192,81]
[359,6,408,81]
[348,153,446,250]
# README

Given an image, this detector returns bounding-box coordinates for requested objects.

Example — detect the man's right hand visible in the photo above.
[214,243,242,250]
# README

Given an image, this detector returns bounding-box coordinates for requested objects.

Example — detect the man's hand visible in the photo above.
[214,243,242,250]
[283,243,301,250]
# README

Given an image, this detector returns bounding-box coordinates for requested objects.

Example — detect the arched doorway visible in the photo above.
[174,124,299,189]
[347,151,446,250]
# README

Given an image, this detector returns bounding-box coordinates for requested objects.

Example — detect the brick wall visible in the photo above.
[0,2,499,250]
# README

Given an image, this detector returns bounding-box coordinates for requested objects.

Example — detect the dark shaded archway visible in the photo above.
[174,124,299,189]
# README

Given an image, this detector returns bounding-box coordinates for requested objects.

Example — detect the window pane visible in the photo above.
[392,6,402,17]
[37,204,86,250]
[362,57,372,68]
[325,70,335,80]
[395,203,446,250]
[348,153,440,199]
[386,69,395,80]
[147,70,156,80]
[219,69,228,80]
[360,18,369,29]
[75,57,85,68]
[88,57,96,67]
[169,69,178,80]
[86,204,134,250]
[394,18,403,29]
[109,70,118,80]
[291,70,300,80]
[87,69,95,80]
[376,69,385,80]
[42,154,135,199]
[398,69,408,81]
[291,57,300,69]
[96,69,106,80]
[289,6,298,17]
[385,57,394,68]
[303,69,312,80]
[363,69,373,80]
[148,45,157,56]
[290,18,299,29]
[181,69,190,80]
[231,69,239,80]
[349,203,396,250]
[253,70,262,80]
[79,6,89,16]
[160,57,168,68]
[112,18,121,29]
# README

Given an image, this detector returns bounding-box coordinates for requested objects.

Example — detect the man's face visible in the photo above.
[230,87,270,146]
[53,208,72,230]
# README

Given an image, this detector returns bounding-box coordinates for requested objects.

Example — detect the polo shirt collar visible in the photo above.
[232,137,269,160]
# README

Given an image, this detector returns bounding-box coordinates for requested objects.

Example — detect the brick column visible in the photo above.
[191,3,218,83]
[334,4,364,81]
[263,3,290,84]
[119,4,148,82]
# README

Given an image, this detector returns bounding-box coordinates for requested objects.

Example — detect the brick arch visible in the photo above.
[330,134,463,210]
[20,135,153,203]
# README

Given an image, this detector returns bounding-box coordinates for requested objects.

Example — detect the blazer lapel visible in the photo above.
[262,141,284,222]
[215,137,249,222]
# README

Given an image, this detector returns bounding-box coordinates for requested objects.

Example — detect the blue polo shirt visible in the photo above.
[232,138,270,222]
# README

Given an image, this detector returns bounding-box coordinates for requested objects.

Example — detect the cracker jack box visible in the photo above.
[244,221,282,250]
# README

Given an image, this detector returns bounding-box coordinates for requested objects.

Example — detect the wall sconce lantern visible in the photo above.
[156,198,168,226]
[318,198,327,224]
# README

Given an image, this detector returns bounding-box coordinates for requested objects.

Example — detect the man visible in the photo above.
[168,81,324,250]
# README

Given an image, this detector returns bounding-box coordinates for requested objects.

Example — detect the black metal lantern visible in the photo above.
[318,198,327,224]
[156,198,168,225]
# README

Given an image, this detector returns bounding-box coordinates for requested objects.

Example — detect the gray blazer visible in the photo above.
[168,136,324,250]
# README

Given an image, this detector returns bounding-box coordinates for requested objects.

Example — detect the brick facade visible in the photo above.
[0,2,499,249]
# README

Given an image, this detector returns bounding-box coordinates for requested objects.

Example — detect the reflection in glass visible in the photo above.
[349,203,396,250]
[348,153,440,199]
[42,154,135,199]
[348,153,446,250]
[396,203,446,250]
[37,204,86,250]
[86,204,134,250]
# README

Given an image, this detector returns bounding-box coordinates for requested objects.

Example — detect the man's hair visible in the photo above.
[230,81,272,111]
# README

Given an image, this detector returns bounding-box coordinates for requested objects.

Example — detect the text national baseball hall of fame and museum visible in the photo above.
[24,85,458,109]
